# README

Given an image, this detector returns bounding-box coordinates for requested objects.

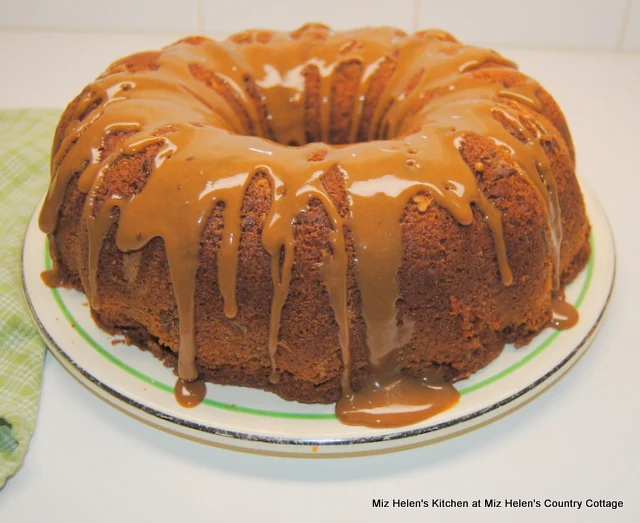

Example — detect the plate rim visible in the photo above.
[22,186,616,449]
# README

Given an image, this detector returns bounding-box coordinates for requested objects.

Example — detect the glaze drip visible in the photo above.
[41,268,65,288]
[550,297,579,330]
[40,25,574,427]
[174,378,207,408]
[336,352,461,428]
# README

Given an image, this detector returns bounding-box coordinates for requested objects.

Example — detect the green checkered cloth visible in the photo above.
[0,108,61,489]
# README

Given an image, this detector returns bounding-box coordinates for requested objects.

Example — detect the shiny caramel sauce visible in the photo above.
[550,297,579,330]
[336,353,460,428]
[41,268,65,288]
[174,378,207,408]
[39,25,578,427]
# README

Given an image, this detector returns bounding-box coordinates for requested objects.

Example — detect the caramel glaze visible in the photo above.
[39,25,579,428]
[336,350,460,428]
[41,268,65,288]
[550,297,579,330]
[174,378,207,408]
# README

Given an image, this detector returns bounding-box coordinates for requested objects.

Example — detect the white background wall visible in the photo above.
[0,0,638,50]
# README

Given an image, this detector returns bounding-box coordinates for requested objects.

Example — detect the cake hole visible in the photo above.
[184,44,416,147]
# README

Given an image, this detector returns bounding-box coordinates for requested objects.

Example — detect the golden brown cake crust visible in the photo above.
[43,25,590,404]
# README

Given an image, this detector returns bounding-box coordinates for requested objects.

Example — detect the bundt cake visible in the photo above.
[39,24,591,427]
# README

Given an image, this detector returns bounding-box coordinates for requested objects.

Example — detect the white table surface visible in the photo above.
[1,29,639,523]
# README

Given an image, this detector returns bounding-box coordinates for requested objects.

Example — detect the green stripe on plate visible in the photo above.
[458,235,594,395]
[45,234,594,419]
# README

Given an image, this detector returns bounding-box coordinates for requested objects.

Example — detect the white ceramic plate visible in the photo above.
[22,185,615,455]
